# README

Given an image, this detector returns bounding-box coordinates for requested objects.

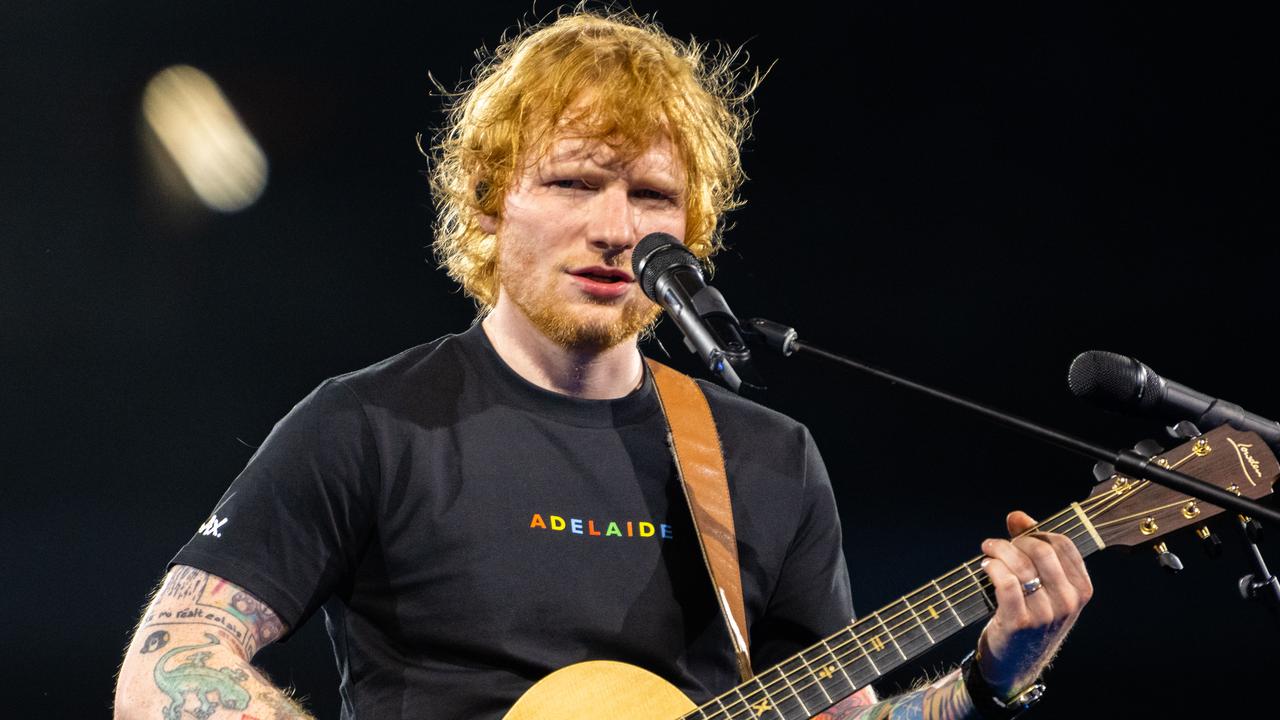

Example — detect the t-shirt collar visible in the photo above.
[456,323,660,428]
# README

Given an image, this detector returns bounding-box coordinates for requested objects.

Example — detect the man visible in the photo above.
[114,10,1091,720]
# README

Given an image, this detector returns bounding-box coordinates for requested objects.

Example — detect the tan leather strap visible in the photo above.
[646,357,753,681]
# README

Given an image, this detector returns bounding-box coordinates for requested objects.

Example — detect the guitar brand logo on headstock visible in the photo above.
[1227,437,1262,486]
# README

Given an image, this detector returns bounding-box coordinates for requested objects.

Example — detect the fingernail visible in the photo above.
[980,558,990,569]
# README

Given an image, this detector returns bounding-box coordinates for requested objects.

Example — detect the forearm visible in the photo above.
[813,670,974,720]
[114,633,314,720]
[114,566,314,720]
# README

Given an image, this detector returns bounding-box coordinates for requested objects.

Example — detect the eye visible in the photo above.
[632,188,677,203]
[549,178,594,190]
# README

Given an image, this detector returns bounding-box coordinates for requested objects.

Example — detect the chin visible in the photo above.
[528,301,659,351]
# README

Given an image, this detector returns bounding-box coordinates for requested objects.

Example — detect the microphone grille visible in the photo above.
[1067,350,1161,411]
[632,233,699,301]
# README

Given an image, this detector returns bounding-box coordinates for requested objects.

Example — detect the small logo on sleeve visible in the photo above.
[197,513,229,538]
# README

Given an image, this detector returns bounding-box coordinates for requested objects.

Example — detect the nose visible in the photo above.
[587,185,637,257]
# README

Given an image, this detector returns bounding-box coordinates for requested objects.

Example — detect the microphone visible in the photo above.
[1067,350,1280,451]
[631,232,763,394]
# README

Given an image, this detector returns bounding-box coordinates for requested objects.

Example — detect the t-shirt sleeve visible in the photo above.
[170,378,379,637]
[751,427,855,670]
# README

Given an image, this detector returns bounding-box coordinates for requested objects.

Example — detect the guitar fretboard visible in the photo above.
[684,505,1104,720]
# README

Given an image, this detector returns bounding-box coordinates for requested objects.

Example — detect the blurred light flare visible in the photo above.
[142,65,268,213]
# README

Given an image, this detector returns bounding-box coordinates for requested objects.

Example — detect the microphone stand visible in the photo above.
[1236,515,1280,612]
[741,317,1280,528]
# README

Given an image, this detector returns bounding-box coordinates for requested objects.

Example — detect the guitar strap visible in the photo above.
[645,357,754,682]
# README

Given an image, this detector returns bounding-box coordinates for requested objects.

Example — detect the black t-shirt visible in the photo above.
[172,324,853,719]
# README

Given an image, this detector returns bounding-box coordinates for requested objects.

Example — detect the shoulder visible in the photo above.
[695,378,812,448]
[692,378,822,500]
[322,331,479,411]
[329,333,463,396]
[272,331,475,440]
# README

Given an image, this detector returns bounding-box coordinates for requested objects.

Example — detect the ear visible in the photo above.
[474,179,498,234]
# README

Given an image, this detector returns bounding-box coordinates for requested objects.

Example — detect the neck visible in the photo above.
[481,302,644,400]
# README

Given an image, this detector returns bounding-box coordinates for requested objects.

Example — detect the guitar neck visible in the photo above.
[688,503,1106,720]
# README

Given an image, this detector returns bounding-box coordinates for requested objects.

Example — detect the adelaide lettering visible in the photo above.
[529,513,674,540]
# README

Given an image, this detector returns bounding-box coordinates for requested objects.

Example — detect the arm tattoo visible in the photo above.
[814,672,974,720]
[152,632,251,719]
[814,687,878,720]
[141,566,287,657]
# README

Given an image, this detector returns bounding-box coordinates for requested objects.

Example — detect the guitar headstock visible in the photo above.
[1084,425,1279,548]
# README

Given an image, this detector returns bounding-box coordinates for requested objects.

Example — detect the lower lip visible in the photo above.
[568,274,633,299]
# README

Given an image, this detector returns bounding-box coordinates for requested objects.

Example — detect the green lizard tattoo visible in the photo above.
[152,632,251,720]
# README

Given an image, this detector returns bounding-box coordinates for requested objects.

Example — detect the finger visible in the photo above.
[980,555,1029,619]
[1006,510,1038,537]
[982,538,1053,619]
[1034,532,1094,605]
[982,537,1038,585]
[1011,533,1079,615]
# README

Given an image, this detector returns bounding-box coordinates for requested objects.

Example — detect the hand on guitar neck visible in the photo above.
[975,510,1093,702]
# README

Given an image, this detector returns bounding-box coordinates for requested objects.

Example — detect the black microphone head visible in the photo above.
[1067,350,1164,412]
[632,232,700,301]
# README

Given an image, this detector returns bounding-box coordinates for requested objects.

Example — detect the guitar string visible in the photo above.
[700,456,1206,720]
[697,449,1210,720]
[694,509,1093,720]
[1063,448,1203,533]
[691,494,1119,720]
[700,499,1129,720]
[755,450,1223,719]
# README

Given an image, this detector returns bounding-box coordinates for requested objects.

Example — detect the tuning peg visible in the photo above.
[1092,461,1116,483]
[1241,516,1263,544]
[1166,420,1203,440]
[1133,439,1165,457]
[1196,526,1223,557]
[1154,542,1184,573]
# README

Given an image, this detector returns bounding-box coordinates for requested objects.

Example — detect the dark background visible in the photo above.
[4,1,1276,716]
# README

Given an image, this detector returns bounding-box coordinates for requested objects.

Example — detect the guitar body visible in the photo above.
[503,660,696,719]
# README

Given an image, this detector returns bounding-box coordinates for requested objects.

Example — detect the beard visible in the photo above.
[497,256,662,351]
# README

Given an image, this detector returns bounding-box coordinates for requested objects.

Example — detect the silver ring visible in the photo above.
[1021,577,1043,596]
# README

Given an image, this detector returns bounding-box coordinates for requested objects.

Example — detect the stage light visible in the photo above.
[142,65,268,213]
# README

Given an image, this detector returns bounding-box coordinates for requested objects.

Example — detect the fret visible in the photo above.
[960,561,996,612]
[820,638,858,692]
[876,603,919,660]
[903,595,936,644]
[862,610,908,675]
[795,649,834,706]
[708,693,731,720]
[775,664,812,718]
[848,623,882,677]
[802,642,856,703]
[931,579,965,625]
[739,682,783,720]
[907,584,962,641]
[835,625,880,691]
[769,656,828,719]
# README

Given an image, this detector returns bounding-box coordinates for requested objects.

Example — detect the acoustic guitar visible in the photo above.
[504,424,1278,719]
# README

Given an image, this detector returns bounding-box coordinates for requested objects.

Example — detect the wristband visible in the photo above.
[959,650,1046,719]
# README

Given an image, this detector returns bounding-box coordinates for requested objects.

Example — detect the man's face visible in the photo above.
[489,133,688,350]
